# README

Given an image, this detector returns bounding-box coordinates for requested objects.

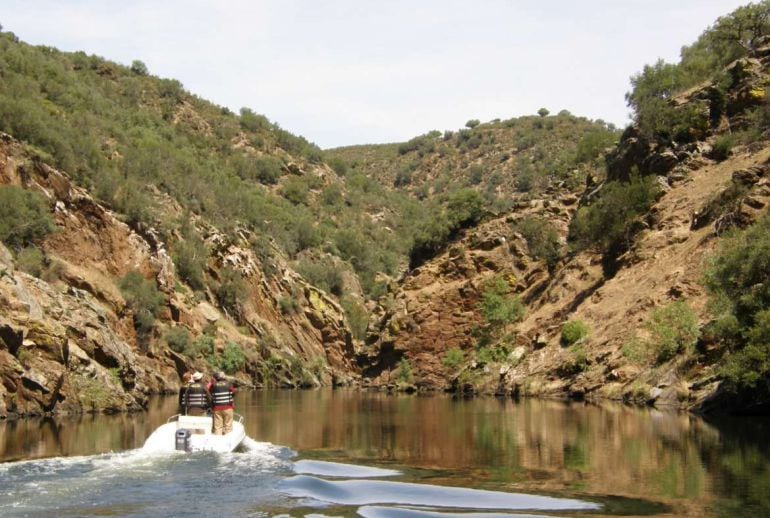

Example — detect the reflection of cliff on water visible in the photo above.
[0,396,178,462]
[699,416,770,517]
[243,390,767,513]
[1,390,769,516]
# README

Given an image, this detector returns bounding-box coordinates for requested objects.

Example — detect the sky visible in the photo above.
[1,0,753,149]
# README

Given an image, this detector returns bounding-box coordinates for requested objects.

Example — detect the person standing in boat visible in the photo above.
[184,371,211,416]
[208,371,236,435]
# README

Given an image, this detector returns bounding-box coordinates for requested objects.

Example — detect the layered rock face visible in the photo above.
[362,55,770,411]
[0,135,358,418]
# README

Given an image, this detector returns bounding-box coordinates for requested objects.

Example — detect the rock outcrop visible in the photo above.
[0,134,359,417]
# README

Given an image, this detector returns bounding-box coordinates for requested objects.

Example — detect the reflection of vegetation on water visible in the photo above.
[703,418,770,517]
[3,391,770,516]
[0,396,178,462]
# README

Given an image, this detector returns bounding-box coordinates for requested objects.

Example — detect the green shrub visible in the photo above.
[0,185,55,249]
[394,166,413,187]
[712,133,735,161]
[705,214,770,390]
[645,301,700,363]
[278,296,299,315]
[442,347,464,369]
[130,60,148,75]
[569,175,660,254]
[477,276,526,331]
[16,246,45,277]
[233,154,284,185]
[476,344,510,364]
[239,107,271,132]
[118,271,165,337]
[327,157,348,176]
[211,341,246,374]
[627,4,770,142]
[468,165,483,185]
[465,119,480,128]
[514,217,562,272]
[341,295,368,340]
[719,307,770,389]
[575,129,618,163]
[396,357,413,383]
[295,256,345,296]
[537,108,550,117]
[445,188,484,229]
[621,335,649,365]
[173,238,207,291]
[558,344,588,376]
[216,267,248,321]
[165,327,191,353]
[561,320,590,346]
[189,334,215,358]
[321,185,344,207]
[281,177,309,205]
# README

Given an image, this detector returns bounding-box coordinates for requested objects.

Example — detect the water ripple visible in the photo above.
[279,475,600,511]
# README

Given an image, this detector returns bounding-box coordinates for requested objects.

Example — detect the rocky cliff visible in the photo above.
[360,48,770,413]
[2,13,770,419]
[0,134,358,418]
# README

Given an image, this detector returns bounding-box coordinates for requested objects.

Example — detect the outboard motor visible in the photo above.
[175,428,191,451]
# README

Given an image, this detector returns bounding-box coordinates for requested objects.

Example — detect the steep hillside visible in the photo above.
[2,2,770,418]
[328,114,616,203]
[360,5,770,414]
[0,133,362,417]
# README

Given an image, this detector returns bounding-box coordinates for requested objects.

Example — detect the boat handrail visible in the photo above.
[168,412,243,423]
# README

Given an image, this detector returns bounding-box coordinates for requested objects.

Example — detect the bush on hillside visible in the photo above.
[119,271,165,338]
[189,334,215,358]
[477,276,526,331]
[232,154,284,185]
[130,60,148,76]
[569,175,660,254]
[166,327,191,353]
[561,320,590,347]
[442,347,465,369]
[0,185,55,249]
[575,129,618,163]
[705,214,770,391]
[341,295,369,341]
[396,357,413,383]
[215,267,248,321]
[513,217,562,272]
[211,341,247,374]
[627,3,770,141]
[280,177,310,205]
[15,246,45,277]
[295,256,345,296]
[711,133,736,161]
[173,237,207,291]
[645,301,700,363]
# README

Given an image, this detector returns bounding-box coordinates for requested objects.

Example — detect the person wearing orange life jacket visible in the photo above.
[183,371,211,416]
[207,371,235,435]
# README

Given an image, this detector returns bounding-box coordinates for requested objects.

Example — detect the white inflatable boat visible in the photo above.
[142,414,246,453]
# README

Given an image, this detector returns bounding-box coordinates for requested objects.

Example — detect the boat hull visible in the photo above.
[142,414,246,453]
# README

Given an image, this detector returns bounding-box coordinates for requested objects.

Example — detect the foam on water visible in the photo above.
[358,507,550,518]
[280,475,600,511]
[0,441,296,517]
[294,459,401,478]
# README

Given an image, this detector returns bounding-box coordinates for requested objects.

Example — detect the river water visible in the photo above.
[0,390,769,517]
